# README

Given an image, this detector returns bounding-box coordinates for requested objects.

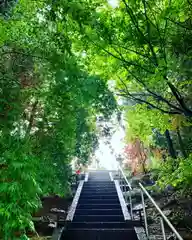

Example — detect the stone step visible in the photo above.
[85,181,113,183]
[68,221,131,229]
[75,209,123,215]
[76,204,121,210]
[81,191,117,195]
[79,195,118,200]
[73,215,124,222]
[61,171,140,240]
[83,185,116,189]
[78,198,120,204]
[62,228,138,240]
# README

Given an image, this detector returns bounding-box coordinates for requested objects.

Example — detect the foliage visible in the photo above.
[0,0,117,238]
[0,0,17,17]
[63,0,192,173]
[155,154,192,189]
[125,104,172,143]
[1,0,192,237]
[124,140,147,174]
[76,0,192,116]
[0,138,41,239]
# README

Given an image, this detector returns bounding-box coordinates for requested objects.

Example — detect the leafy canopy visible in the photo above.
[0,0,117,238]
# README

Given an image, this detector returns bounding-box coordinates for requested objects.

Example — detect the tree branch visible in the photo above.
[1,50,48,60]
[147,2,168,66]
[25,100,39,137]
[122,66,184,113]
[166,17,192,30]
[111,46,155,74]
[91,39,155,74]
[116,78,182,115]
[116,91,181,115]
[167,81,192,116]
[122,0,158,66]
[112,42,155,64]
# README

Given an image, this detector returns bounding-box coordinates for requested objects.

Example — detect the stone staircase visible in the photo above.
[60,171,141,240]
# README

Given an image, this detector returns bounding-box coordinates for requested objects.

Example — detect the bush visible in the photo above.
[0,140,42,239]
[155,155,192,189]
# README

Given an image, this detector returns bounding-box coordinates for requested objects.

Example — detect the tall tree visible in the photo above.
[74,0,192,116]
[0,0,117,238]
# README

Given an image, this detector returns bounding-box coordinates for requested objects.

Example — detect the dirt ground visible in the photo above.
[29,195,72,238]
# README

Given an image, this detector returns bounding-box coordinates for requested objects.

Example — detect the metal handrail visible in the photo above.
[118,166,133,219]
[117,166,183,240]
[139,183,183,240]
[118,165,132,190]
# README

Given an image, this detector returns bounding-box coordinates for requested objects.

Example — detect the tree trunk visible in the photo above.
[25,100,38,137]
[176,128,187,158]
[164,129,177,159]
[167,81,192,117]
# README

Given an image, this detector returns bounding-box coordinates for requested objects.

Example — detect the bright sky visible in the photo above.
[108,0,119,8]
[90,1,120,169]
[95,125,125,170]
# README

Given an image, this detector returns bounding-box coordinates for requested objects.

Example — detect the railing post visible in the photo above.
[141,191,149,238]
[160,217,167,240]
[118,167,183,240]
[120,171,122,191]
[75,174,78,190]
[129,193,133,220]
[139,183,183,240]
[123,179,125,193]
[118,168,121,180]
